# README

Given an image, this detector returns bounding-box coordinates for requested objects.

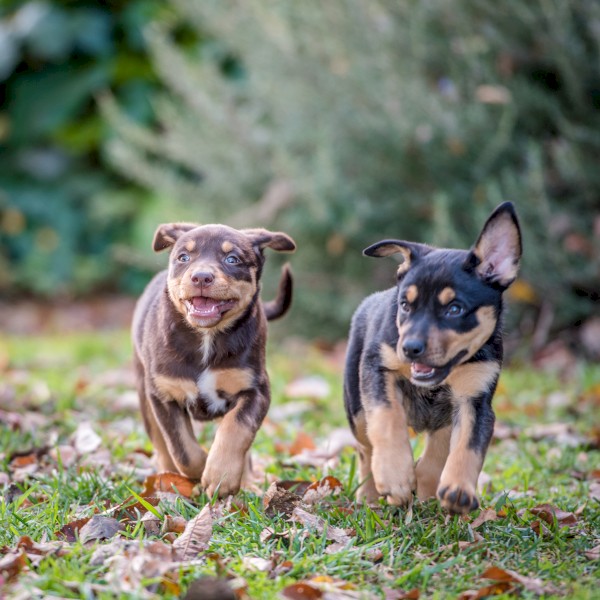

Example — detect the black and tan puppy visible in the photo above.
[344,202,522,514]
[132,223,295,498]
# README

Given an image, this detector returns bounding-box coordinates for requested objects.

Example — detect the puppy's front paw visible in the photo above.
[372,459,416,507]
[201,453,244,498]
[437,481,479,514]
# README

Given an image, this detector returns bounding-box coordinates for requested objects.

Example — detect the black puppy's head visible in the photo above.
[152,223,295,330]
[364,202,522,387]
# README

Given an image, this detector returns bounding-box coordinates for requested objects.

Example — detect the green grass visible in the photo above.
[1,332,599,599]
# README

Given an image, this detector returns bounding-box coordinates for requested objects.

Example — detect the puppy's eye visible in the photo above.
[399,300,411,313]
[177,253,190,263]
[224,255,240,265]
[445,303,464,317]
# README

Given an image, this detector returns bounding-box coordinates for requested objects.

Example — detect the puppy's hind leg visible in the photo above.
[415,426,451,501]
[353,410,378,505]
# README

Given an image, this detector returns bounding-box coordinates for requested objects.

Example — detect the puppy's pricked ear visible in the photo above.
[243,228,296,253]
[152,223,199,252]
[465,202,522,288]
[363,240,431,276]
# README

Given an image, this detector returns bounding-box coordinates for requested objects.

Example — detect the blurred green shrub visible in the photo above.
[106,0,600,342]
[0,0,164,297]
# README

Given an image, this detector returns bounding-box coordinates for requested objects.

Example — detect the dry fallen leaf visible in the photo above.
[589,481,600,502]
[289,431,317,456]
[281,582,323,599]
[56,516,92,542]
[585,544,600,560]
[302,476,344,505]
[143,472,197,498]
[173,503,213,560]
[291,507,352,546]
[0,551,27,582]
[284,375,331,399]
[162,515,188,535]
[470,508,498,529]
[241,556,273,572]
[263,480,307,516]
[529,504,578,528]
[80,515,123,544]
[480,565,558,595]
[182,576,236,600]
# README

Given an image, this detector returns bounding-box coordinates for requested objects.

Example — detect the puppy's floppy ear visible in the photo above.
[464,201,522,288]
[152,222,199,252]
[363,240,431,276]
[243,228,296,253]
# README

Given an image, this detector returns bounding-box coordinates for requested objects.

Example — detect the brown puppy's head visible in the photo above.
[153,223,295,330]
[364,202,522,387]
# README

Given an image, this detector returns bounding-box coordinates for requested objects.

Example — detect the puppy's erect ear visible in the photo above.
[152,223,199,252]
[464,202,522,288]
[363,240,431,277]
[243,228,296,253]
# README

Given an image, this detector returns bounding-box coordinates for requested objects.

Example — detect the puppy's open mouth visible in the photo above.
[410,362,450,387]
[184,296,237,322]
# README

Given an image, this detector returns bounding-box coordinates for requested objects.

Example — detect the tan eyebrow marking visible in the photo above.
[405,285,418,304]
[221,241,234,253]
[438,287,456,305]
[185,240,196,252]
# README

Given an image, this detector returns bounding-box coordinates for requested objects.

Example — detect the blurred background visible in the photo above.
[0,0,599,362]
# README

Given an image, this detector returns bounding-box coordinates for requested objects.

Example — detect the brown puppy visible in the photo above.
[132,223,295,497]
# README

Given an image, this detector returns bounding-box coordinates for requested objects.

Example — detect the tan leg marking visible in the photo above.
[201,401,255,497]
[436,361,499,513]
[353,411,378,504]
[437,402,481,514]
[367,379,415,506]
[415,426,451,500]
[214,368,254,396]
[153,375,198,404]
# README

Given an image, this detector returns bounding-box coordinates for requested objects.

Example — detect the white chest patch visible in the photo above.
[196,370,228,414]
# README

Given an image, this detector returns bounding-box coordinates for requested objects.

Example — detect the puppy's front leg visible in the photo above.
[202,390,268,498]
[363,366,415,506]
[148,395,207,479]
[437,363,498,514]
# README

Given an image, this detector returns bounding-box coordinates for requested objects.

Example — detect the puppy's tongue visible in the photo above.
[412,362,434,375]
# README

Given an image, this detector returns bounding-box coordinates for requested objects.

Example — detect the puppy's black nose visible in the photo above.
[191,271,214,286]
[402,339,426,359]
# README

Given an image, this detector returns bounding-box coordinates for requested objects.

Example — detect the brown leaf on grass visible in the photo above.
[141,511,161,536]
[281,582,323,599]
[142,472,197,498]
[0,550,27,582]
[384,589,420,600]
[283,428,357,469]
[79,515,123,544]
[173,503,213,560]
[480,565,558,595]
[56,516,92,542]
[289,431,317,456]
[523,423,588,448]
[470,508,499,529]
[529,504,578,527]
[182,576,236,600]
[263,480,307,516]
[17,535,70,558]
[458,582,514,599]
[162,515,188,534]
[291,507,352,546]
[589,481,600,501]
[302,476,344,505]
[365,547,384,563]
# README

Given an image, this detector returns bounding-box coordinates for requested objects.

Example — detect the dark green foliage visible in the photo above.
[0,0,163,297]
[108,0,600,341]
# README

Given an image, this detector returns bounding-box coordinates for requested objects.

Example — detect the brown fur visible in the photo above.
[133,223,295,497]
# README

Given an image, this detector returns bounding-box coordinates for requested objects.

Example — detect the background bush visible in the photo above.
[2,0,599,344]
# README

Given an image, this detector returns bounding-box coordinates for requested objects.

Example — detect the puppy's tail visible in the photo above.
[264,263,293,321]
